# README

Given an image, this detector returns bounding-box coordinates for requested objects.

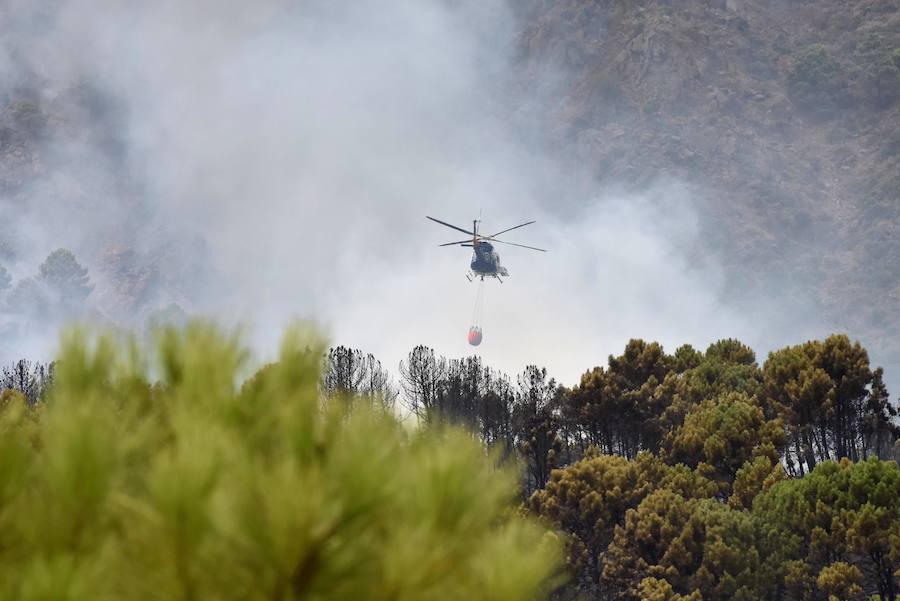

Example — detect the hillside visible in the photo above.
[2,0,900,375]
[514,0,900,369]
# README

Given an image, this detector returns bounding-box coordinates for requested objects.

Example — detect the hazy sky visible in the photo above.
[1,0,831,384]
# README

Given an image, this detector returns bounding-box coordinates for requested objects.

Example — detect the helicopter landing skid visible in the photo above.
[467,271,502,283]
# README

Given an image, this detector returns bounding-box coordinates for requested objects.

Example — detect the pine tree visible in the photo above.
[36,248,93,313]
[0,323,561,600]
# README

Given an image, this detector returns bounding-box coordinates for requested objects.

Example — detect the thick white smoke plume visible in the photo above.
[0,0,826,383]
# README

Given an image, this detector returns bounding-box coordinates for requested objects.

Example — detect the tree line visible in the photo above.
[5,331,900,600]
[0,359,54,405]
[325,336,898,488]
[321,334,900,600]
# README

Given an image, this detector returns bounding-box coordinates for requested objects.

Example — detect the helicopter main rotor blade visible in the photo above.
[426,216,475,236]
[489,239,547,252]
[439,238,475,247]
[489,220,536,238]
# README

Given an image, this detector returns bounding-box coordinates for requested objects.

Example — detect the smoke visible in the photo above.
[0,0,829,384]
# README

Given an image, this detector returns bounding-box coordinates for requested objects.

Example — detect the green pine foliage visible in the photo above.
[0,322,561,601]
[754,458,900,601]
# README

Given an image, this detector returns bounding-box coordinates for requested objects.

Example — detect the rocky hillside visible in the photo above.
[514,0,900,368]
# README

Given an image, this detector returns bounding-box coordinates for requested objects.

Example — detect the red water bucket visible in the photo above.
[467,326,482,346]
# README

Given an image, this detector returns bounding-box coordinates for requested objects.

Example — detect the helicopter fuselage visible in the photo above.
[470,241,508,278]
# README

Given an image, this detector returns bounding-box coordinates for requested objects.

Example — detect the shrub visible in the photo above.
[787,44,844,108]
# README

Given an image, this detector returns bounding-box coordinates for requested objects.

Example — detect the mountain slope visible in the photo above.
[514,0,900,369]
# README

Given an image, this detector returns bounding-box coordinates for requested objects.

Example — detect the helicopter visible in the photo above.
[426,216,546,282]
